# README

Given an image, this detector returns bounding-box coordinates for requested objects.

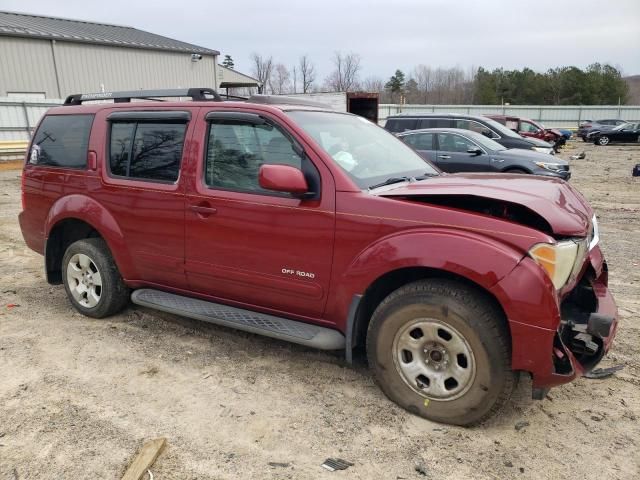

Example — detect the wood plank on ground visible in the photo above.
[121,437,167,480]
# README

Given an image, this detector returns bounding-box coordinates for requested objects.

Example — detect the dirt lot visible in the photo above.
[1,141,638,480]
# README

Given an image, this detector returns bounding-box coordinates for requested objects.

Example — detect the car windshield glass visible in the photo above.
[613,123,631,130]
[461,130,508,151]
[286,111,439,188]
[480,117,523,139]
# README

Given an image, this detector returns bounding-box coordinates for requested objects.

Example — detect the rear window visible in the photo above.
[385,118,418,133]
[109,122,186,182]
[31,114,93,168]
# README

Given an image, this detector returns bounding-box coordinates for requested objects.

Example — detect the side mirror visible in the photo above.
[467,147,483,156]
[259,164,309,195]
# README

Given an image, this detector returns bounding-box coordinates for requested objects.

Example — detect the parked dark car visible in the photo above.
[398,128,570,179]
[385,113,555,154]
[588,122,640,145]
[577,119,627,141]
[486,115,566,151]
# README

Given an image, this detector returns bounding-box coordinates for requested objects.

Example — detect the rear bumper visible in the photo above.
[491,247,618,390]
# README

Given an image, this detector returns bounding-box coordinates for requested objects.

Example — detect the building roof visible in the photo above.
[0,10,219,55]
[218,65,261,88]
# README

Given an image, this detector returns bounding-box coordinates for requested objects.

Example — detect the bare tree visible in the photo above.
[299,55,316,93]
[272,64,291,94]
[250,53,273,94]
[362,76,385,93]
[325,52,362,92]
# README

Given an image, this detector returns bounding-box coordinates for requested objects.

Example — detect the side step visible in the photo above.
[131,289,345,350]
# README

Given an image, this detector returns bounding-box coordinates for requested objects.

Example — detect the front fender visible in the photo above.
[45,194,137,279]
[328,228,524,328]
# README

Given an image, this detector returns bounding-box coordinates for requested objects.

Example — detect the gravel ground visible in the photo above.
[1,141,638,479]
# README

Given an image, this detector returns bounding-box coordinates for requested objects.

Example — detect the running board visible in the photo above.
[131,289,345,350]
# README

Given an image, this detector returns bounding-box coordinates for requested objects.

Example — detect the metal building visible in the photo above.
[0,10,224,98]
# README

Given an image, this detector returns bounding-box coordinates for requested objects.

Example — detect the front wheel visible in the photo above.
[596,136,610,146]
[62,238,129,318]
[367,280,516,426]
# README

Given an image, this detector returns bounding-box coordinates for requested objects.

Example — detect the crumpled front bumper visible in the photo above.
[490,245,618,393]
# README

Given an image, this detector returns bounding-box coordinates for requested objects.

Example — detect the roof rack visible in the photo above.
[246,94,332,109]
[63,87,222,105]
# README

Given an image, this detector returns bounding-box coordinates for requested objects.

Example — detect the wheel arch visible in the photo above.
[44,195,134,284]
[350,266,511,354]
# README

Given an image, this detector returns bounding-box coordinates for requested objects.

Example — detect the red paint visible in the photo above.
[487,114,564,144]
[258,164,309,194]
[18,99,618,391]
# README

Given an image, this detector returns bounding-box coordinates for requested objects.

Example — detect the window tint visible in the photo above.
[386,118,418,133]
[405,133,434,150]
[454,119,498,138]
[205,121,302,194]
[419,118,453,129]
[109,122,186,182]
[32,115,93,168]
[437,133,477,153]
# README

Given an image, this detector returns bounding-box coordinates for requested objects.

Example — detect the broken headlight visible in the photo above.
[529,238,589,290]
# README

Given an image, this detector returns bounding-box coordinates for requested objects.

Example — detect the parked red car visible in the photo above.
[19,88,617,426]
[487,115,566,151]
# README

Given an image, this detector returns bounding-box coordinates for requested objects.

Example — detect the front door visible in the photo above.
[403,132,436,163]
[184,109,336,319]
[435,132,497,172]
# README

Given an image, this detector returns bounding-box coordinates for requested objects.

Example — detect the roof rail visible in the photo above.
[247,94,332,109]
[63,87,222,105]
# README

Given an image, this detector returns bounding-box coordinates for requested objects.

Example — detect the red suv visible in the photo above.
[19,88,618,426]
[487,115,566,151]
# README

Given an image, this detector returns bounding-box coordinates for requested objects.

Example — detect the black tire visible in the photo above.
[504,168,528,174]
[595,136,610,146]
[367,279,516,426]
[62,238,129,318]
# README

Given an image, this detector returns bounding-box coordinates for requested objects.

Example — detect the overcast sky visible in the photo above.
[4,0,640,81]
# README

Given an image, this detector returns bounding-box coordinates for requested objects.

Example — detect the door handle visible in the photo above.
[438,155,451,159]
[189,204,217,216]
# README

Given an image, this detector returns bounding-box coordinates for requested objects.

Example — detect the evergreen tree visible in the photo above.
[222,55,235,69]
[385,70,406,102]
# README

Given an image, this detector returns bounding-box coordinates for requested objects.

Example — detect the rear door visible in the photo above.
[183,108,336,319]
[95,109,192,289]
[402,132,435,162]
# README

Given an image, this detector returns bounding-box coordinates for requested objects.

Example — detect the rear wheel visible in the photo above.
[367,279,516,426]
[596,136,610,146]
[62,238,129,318]
[505,168,528,174]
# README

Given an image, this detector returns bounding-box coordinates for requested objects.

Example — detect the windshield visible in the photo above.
[480,116,523,139]
[462,130,508,151]
[287,111,438,188]
[613,122,633,130]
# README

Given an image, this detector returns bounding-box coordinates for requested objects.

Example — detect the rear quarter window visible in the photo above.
[31,114,94,168]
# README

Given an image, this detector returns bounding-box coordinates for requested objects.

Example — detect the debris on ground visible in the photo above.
[268,462,290,468]
[414,462,428,476]
[571,151,586,160]
[6,303,19,308]
[321,458,353,472]
[584,365,624,379]
[121,437,167,480]
[514,420,530,431]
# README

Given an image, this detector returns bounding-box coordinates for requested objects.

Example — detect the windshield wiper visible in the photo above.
[368,176,413,190]
[368,173,437,190]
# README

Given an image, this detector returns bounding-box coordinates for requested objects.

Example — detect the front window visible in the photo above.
[520,121,541,134]
[288,111,438,188]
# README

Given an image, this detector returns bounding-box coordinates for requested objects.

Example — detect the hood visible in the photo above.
[548,128,563,136]
[376,173,592,236]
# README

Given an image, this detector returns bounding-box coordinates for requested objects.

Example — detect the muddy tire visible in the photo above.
[62,238,129,318]
[367,279,516,426]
